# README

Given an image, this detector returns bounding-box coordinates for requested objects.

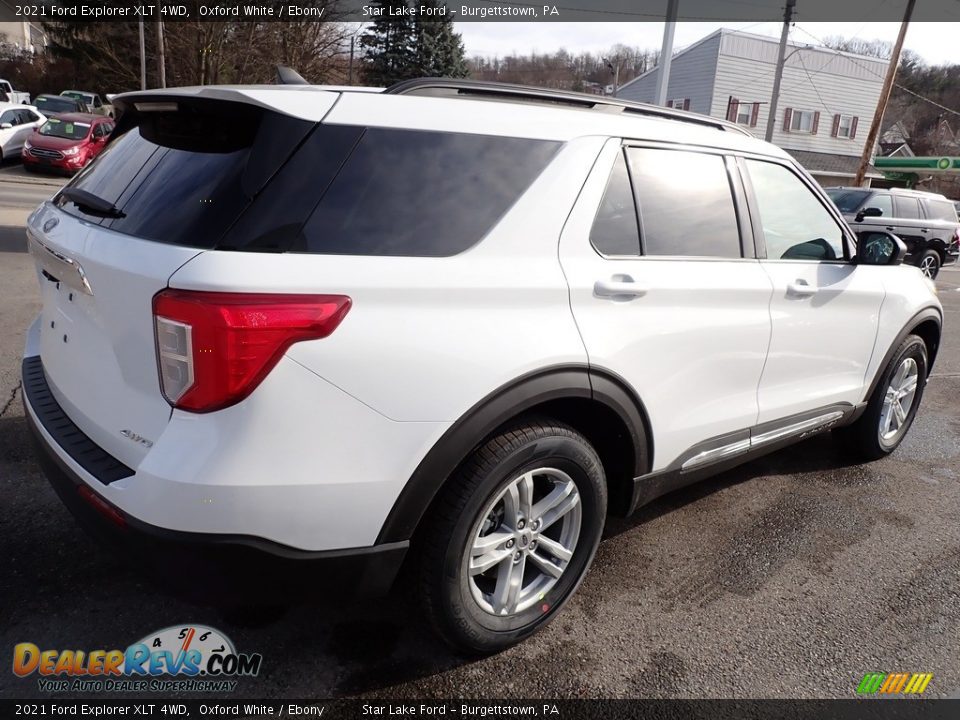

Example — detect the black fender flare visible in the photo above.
[375,365,650,544]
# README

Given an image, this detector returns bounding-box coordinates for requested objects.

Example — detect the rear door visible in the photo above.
[27,92,334,467]
[559,139,773,471]
[892,194,926,262]
[741,157,884,423]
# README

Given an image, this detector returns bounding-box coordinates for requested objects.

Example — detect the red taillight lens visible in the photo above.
[152,290,351,413]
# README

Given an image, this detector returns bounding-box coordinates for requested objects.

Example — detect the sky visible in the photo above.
[454,22,960,66]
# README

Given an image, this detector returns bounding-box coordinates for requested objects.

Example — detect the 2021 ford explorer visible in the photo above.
[23,80,942,653]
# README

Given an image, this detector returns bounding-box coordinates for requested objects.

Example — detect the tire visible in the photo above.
[917,250,940,279]
[839,334,927,461]
[417,419,608,654]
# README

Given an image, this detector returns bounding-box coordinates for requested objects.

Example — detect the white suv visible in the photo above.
[23,80,942,653]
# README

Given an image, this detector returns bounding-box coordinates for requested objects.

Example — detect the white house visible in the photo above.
[617,29,887,186]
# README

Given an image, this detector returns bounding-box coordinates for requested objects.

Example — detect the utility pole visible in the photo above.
[654,0,679,106]
[156,1,166,88]
[602,57,620,97]
[349,36,355,85]
[854,0,916,186]
[765,0,796,142]
[138,20,146,90]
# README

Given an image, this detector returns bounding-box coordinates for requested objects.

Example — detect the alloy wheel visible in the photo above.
[879,357,919,443]
[919,255,938,279]
[466,467,582,617]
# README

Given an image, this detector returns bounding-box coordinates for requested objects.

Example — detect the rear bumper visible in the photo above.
[23,355,408,601]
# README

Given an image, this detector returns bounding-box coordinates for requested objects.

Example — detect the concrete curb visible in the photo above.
[0,173,64,189]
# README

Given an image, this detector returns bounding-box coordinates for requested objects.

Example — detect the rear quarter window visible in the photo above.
[924,199,959,222]
[297,128,561,257]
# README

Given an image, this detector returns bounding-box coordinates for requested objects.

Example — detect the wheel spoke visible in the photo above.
[517,472,535,519]
[492,554,526,615]
[501,483,520,528]
[881,403,895,435]
[538,489,580,531]
[527,549,564,578]
[470,547,513,576]
[893,400,907,425]
[470,529,513,576]
[532,480,576,523]
[900,376,918,396]
[535,534,574,562]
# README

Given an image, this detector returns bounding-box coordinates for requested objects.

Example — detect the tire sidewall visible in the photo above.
[440,434,606,649]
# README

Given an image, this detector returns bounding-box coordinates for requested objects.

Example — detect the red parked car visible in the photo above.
[22,113,114,174]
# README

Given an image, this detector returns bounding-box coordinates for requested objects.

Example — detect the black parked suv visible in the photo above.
[827,187,960,278]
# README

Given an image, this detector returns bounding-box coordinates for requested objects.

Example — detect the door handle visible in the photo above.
[885,226,895,231]
[594,275,647,300]
[787,280,819,297]
[920,228,929,233]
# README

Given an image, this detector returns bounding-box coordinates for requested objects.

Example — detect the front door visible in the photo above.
[741,158,885,423]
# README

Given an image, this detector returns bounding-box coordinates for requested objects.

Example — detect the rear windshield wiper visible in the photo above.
[58,187,126,219]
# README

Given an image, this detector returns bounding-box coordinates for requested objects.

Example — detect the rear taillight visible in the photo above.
[152,290,351,413]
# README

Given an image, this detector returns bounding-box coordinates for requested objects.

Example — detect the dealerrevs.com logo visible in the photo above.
[13,625,262,693]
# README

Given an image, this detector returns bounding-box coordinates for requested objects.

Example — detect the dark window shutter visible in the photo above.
[666,100,674,108]
[783,107,793,132]
[750,102,759,127]
[831,114,840,137]
[850,116,859,139]
[682,98,690,111]
[812,111,821,134]
[727,97,739,122]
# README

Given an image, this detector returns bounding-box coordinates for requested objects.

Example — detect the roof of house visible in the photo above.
[786,149,883,178]
[618,28,887,94]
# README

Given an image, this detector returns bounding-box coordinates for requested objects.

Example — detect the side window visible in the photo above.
[745,159,845,262]
[590,151,640,256]
[94,97,102,108]
[923,199,958,222]
[0,110,16,126]
[866,193,893,217]
[894,196,921,220]
[626,147,742,258]
[300,129,560,257]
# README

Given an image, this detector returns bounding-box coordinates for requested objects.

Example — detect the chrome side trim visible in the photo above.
[27,230,94,296]
[680,410,846,472]
[751,411,845,448]
[681,438,751,471]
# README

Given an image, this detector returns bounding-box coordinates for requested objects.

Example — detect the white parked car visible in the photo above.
[23,80,942,653]
[0,103,45,161]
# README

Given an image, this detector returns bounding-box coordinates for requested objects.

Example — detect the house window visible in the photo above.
[736,104,753,125]
[790,110,817,133]
[667,98,690,110]
[833,114,859,139]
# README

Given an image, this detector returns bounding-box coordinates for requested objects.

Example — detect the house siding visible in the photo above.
[712,33,886,158]
[616,33,721,116]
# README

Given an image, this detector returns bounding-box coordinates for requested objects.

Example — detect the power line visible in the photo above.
[793,24,960,120]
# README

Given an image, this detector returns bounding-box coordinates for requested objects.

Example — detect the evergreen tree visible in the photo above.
[360,1,417,86]
[413,2,469,78]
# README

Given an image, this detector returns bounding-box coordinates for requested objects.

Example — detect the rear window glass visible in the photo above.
[298,128,560,257]
[54,102,314,247]
[35,96,78,113]
[895,196,921,219]
[924,199,958,222]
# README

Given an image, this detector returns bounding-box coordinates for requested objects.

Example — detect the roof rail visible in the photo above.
[385,78,751,136]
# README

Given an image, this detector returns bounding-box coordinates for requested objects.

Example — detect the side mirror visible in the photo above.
[0,123,11,130]
[855,206,884,222]
[855,230,906,266]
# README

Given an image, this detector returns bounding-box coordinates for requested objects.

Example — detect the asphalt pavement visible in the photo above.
[0,171,958,700]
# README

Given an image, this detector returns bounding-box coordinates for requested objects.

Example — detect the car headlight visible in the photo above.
[23,139,32,150]
[62,146,80,156]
